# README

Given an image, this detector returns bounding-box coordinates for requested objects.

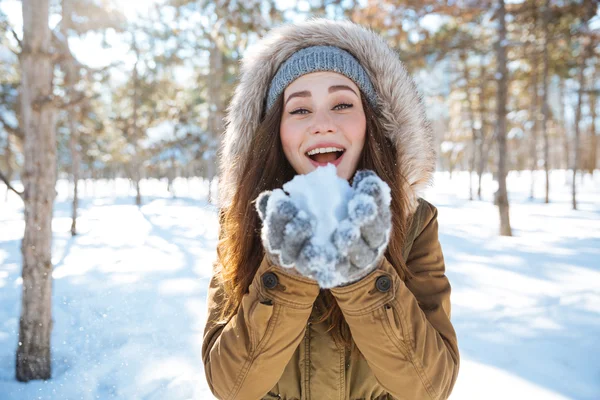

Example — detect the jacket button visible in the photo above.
[262,272,279,289]
[375,276,391,292]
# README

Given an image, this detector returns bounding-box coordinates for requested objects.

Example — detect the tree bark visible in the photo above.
[16,0,57,381]
[495,0,512,236]
[541,0,551,203]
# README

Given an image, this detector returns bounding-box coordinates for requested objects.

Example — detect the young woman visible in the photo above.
[202,19,460,400]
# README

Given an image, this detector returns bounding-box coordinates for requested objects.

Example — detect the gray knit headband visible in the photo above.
[266,45,378,112]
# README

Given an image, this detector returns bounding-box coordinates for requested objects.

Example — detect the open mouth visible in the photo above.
[305,147,346,166]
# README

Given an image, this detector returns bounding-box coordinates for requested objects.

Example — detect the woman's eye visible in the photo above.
[289,103,352,115]
[334,103,353,110]
[290,108,309,115]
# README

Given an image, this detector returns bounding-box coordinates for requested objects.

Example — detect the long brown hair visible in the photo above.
[215,93,415,348]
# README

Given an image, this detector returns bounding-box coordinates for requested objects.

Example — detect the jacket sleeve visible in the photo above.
[202,255,320,400]
[330,200,460,400]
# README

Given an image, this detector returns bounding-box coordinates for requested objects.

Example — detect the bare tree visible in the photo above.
[528,4,539,200]
[586,69,598,175]
[131,33,143,206]
[460,51,478,201]
[540,0,551,203]
[476,56,492,200]
[495,0,513,236]
[559,78,570,175]
[573,36,593,210]
[61,0,82,235]
[16,0,58,381]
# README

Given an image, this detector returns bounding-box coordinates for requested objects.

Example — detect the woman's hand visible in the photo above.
[330,170,392,287]
[256,189,335,281]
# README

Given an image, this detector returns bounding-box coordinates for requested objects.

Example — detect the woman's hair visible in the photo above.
[215,92,415,349]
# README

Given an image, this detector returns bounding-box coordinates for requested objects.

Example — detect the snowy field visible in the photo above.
[0,170,599,400]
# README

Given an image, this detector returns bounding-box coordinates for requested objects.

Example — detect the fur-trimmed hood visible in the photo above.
[219,18,435,215]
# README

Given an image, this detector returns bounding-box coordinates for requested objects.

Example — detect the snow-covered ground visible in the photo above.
[0,170,599,400]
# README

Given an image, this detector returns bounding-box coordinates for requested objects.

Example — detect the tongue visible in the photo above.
[313,152,338,164]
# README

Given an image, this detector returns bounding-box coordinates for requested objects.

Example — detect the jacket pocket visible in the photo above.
[382,304,410,360]
[249,300,275,351]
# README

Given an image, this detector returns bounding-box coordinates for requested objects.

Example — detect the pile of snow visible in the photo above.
[0,170,598,399]
[282,164,353,246]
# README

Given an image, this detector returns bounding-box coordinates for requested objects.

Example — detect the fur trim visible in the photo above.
[219,18,435,215]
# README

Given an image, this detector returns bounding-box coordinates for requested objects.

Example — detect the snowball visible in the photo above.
[282,164,353,246]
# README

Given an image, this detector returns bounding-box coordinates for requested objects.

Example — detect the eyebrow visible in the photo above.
[284,85,358,106]
[329,85,357,96]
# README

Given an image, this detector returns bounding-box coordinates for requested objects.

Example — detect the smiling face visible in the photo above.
[279,72,367,180]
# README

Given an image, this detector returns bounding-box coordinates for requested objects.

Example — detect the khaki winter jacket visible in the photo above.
[203,199,459,400]
[202,19,460,400]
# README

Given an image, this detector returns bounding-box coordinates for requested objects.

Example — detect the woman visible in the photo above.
[202,19,460,400]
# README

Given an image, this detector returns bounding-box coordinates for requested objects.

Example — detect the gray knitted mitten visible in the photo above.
[256,189,336,281]
[330,170,392,287]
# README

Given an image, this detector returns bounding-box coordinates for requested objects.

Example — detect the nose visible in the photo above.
[310,109,336,135]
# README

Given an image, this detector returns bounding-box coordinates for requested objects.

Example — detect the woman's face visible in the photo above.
[280,72,367,180]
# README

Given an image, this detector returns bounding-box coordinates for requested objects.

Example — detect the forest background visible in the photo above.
[0,0,599,399]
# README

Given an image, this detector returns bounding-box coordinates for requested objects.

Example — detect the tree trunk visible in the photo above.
[135,173,142,206]
[168,153,176,198]
[587,70,597,174]
[131,34,142,206]
[16,0,57,381]
[69,119,80,235]
[4,135,13,201]
[541,0,550,203]
[461,52,477,201]
[528,20,539,200]
[477,57,488,200]
[573,38,593,210]
[206,159,215,204]
[559,78,570,175]
[495,0,512,236]
[61,0,80,236]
